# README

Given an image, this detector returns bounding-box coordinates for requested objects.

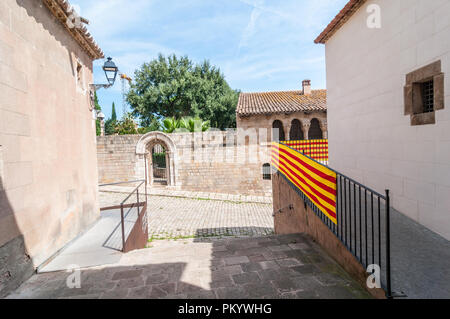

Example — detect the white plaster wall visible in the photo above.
[325,0,450,239]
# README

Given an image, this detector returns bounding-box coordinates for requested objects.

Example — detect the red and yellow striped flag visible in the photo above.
[271,142,337,224]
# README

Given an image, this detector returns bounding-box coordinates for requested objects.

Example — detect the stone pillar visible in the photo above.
[100,119,105,137]
[286,123,292,141]
[301,119,311,140]
[320,120,328,139]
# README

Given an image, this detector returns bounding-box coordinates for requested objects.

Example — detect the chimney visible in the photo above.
[302,79,311,95]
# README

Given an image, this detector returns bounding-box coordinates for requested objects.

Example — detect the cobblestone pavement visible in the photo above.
[7,234,371,299]
[99,185,272,204]
[99,191,274,239]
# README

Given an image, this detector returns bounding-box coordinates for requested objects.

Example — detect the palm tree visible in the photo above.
[162,117,180,133]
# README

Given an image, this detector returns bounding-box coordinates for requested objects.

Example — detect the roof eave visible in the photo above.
[314,0,367,44]
[43,0,104,60]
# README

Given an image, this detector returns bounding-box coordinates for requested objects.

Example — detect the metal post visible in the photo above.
[144,153,148,204]
[137,187,140,217]
[120,203,126,252]
[385,189,392,299]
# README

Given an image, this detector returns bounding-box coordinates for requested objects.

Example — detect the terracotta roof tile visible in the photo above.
[314,0,367,44]
[43,0,104,59]
[236,90,327,116]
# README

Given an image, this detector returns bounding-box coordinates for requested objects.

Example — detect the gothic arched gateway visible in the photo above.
[135,132,177,187]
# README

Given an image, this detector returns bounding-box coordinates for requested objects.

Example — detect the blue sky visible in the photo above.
[73,0,347,119]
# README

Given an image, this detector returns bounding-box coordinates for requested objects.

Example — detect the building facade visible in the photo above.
[316,0,450,240]
[0,0,103,296]
[236,80,328,143]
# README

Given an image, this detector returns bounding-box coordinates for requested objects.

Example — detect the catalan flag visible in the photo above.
[271,142,337,225]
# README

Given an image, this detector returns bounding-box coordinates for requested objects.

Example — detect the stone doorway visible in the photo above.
[136,132,177,187]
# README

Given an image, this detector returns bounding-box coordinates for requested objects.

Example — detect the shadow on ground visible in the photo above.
[8,231,372,299]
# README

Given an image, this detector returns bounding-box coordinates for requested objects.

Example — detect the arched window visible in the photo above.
[308,118,323,140]
[289,119,304,140]
[272,120,285,142]
[262,163,271,180]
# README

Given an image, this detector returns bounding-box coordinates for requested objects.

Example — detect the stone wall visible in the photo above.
[0,0,100,296]
[97,131,273,196]
[324,0,450,240]
[272,172,385,299]
[97,135,141,184]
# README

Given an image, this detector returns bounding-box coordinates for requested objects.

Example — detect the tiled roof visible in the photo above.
[314,0,367,44]
[236,90,327,116]
[43,0,104,59]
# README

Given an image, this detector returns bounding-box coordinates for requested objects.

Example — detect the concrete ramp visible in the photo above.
[38,208,139,273]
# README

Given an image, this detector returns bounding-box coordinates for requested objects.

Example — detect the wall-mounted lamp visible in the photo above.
[89,57,119,110]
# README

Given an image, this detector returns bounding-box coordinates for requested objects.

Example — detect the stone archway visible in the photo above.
[136,132,177,187]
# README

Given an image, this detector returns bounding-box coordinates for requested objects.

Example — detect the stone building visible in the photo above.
[236,80,328,142]
[0,0,103,296]
[316,0,450,240]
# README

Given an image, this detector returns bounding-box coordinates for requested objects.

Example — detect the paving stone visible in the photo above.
[257,269,289,282]
[186,290,217,299]
[215,286,248,299]
[127,286,152,299]
[262,251,288,261]
[111,269,143,281]
[288,243,310,250]
[241,262,263,273]
[248,255,266,263]
[268,245,292,252]
[314,273,347,287]
[100,289,130,299]
[145,274,169,285]
[243,282,278,299]
[224,256,250,266]
[289,265,320,276]
[116,277,145,289]
[259,261,280,270]
[276,258,303,268]
[148,283,176,298]
[232,272,260,285]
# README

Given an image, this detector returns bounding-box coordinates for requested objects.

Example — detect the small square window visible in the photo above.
[404,61,444,126]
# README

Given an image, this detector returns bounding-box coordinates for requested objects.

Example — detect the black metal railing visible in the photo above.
[279,143,392,298]
[99,180,148,252]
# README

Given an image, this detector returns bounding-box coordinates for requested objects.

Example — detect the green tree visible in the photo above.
[138,118,161,134]
[111,102,117,121]
[104,102,118,136]
[115,113,138,135]
[127,54,239,130]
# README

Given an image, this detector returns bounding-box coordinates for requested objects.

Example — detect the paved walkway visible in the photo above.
[99,185,272,204]
[7,234,371,299]
[100,191,274,240]
[389,207,450,299]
